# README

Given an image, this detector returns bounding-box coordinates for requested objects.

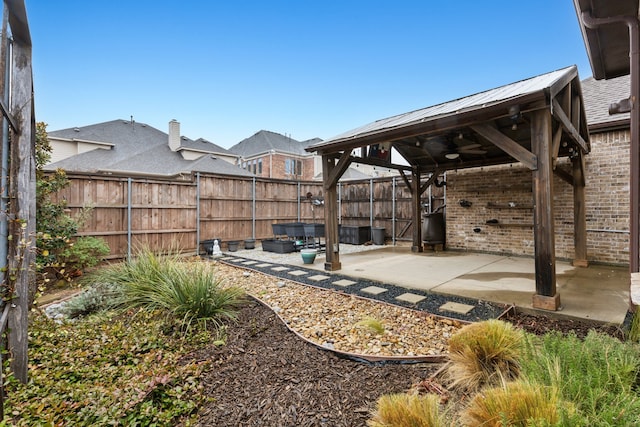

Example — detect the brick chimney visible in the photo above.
[168,119,180,151]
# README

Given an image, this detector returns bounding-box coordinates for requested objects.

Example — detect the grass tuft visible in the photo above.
[520,330,640,425]
[368,393,447,427]
[85,245,246,331]
[447,319,523,392]
[355,316,385,334]
[461,380,562,427]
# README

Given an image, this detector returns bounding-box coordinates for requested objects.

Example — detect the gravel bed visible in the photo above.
[214,244,509,323]
[207,244,508,360]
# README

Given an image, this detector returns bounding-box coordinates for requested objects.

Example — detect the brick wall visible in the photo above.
[252,153,315,180]
[445,129,630,265]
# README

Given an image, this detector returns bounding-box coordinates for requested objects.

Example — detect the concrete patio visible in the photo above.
[299,245,630,325]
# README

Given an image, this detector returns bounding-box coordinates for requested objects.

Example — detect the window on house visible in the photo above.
[257,158,262,175]
[285,158,302,176]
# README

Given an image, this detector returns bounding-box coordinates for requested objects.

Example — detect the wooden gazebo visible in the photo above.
[306,66,590,311]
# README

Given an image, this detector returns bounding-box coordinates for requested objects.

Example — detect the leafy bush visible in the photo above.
[447,319,523,391]
[61,282,122,318]
[368,393,447,427]
[461,380,563,427]
[520,330,640,426]
[86,246,246,330]
[3,309,215,425]
[35,122,110,287]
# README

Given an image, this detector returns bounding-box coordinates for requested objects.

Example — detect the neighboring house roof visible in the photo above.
[229,130,318,158]
[581,75,630,131]
[46,119,253,177]
[314,166,373,181]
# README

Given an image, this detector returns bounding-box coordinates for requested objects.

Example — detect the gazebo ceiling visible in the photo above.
[307,66,590,175]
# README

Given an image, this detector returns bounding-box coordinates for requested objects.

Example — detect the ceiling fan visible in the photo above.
[442,134,488,159]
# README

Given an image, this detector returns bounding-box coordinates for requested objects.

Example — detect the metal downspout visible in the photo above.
[581,11,640,272]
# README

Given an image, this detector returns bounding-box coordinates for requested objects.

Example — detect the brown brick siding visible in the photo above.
[444,129,630,265]
[248,153,315,180]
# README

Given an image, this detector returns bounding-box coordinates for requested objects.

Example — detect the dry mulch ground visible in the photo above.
[191,262,628,426]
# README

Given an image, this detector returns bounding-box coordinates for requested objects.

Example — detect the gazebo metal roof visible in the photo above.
[307,66,589,175]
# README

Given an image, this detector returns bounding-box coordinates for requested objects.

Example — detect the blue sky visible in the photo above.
[28,1,591,149]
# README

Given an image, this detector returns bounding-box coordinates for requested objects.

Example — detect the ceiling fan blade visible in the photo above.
[459,149,487,155]
[458,143,482,150]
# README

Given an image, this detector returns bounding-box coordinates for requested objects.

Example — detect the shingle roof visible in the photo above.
[581,75,630,130]
[228,130,315,157]
[46,119,252,177]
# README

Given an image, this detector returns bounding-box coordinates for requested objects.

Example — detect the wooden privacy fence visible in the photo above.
[52,171,444,259]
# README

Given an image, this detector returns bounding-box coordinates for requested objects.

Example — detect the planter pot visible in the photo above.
[244,239,255,250]
[262,239,296,253]
[227,241,240,252]
[300,249,317,264]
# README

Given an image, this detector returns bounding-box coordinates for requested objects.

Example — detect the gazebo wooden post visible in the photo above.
[572,152,588,267]
[411,166,423,252]
[322,154,341,271]
[531,109,560,310]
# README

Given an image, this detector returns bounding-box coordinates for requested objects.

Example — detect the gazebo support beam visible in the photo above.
[411,166,423,252]
[531,109,560,310]
[572,152,588,267]
[322,154,341,271]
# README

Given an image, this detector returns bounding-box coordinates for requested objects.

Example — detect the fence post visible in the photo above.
[369,178,374,228]
[127,177,132,260]
[252,177,256,239]
[297,181,301,222]
[338,182,342,223]
[196,172,200,255]
[392,177,396,245]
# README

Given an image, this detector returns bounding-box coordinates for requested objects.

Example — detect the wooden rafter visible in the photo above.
[470,124,538,170]
[324,149,353,189]
[551,98,589,153]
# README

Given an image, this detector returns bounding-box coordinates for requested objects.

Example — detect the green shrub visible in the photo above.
[461,380,563,427]
[3,309,214,425]
[368,393,447,427]
[627,309,640,342]
[61,282,122,318]
[447,319,524,392]
[87,246,246,330]
[35,122,110,288]
[521,330,640,425]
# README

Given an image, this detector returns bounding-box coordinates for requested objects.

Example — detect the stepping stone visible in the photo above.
[288,270,308,277]
[254,263,272,268]
[333,279,357,287]
[219,257,235,260]
[439,301,475,314]
[308,274,331,282]
[396,293,426,304]
[361,286,388,295]
[242,260,258,265]
[271,266,289,272]
[227,258,243,263]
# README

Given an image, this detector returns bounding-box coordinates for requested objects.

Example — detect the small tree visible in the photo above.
[35,122,109,288]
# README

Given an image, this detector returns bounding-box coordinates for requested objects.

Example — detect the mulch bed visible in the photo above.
[191,299,628,426]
